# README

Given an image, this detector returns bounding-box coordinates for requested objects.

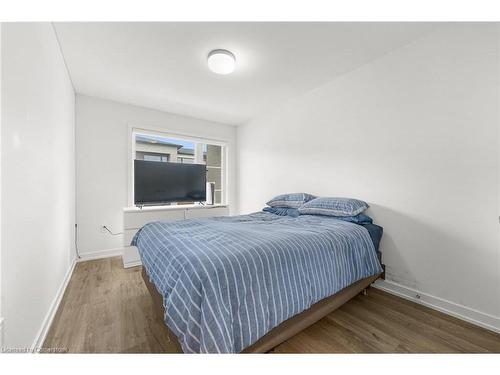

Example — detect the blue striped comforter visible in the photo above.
[132,212,382,353]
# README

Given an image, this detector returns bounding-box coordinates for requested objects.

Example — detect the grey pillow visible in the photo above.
[298,197,369,217]
[266,193,316,209]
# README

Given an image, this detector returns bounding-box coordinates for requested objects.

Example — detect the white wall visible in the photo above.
[238,24,500,325]
[76,95,237,257]
[1,23,76,347]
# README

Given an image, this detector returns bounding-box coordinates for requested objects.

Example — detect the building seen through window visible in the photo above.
[134,133,224,204]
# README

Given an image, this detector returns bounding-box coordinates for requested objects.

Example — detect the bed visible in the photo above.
[133,211,384,353]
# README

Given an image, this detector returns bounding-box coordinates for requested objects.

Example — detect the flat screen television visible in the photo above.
[134,160,206,206]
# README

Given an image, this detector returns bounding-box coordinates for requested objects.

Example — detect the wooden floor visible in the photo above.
[43,257,500,353]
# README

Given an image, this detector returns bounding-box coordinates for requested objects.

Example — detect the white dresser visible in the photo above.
[122,204,230,268]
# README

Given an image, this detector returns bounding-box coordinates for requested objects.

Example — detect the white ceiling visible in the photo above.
[54,22,439,125]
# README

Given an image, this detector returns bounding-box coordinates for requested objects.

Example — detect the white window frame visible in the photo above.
[127,124,229,208]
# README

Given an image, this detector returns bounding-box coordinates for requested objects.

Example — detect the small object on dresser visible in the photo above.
[206,182,215,205]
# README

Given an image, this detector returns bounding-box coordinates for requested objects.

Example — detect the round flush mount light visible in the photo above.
[207,49,236,75]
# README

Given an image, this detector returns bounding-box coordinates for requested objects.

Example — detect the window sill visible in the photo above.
[123,203,228,213]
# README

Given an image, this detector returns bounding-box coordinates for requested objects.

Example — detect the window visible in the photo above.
[178,157,194,164]
[131,130,227,205]
[141,153,169,162]
[204,144,223,205]
[135,134,189,163]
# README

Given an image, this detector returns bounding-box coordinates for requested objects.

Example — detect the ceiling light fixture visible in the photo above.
[207,49,236,75]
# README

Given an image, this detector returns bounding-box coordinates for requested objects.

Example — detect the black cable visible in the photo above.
[103,225,123,236]
[75,223,81,259]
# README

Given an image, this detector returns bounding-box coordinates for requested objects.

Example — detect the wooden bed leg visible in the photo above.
[362,288,368,296]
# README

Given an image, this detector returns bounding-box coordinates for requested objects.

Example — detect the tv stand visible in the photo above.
[122,204,229,268]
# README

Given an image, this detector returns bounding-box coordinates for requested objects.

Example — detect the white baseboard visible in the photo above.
[122,246,142,268]
[373,279,500,334]
[123,260,142,268]
[31,258,77,351]
[77,247,123,262]
[29,248,125,351]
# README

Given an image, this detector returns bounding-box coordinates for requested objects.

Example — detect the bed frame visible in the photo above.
[142,268,382,353]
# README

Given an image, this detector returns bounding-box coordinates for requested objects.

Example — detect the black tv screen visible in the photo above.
[134,160,206,205]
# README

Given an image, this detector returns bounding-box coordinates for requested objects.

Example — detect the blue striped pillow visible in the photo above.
[266,193,316,209]
[298,197,369,217]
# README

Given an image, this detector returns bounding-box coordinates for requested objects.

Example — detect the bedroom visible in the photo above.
[0,0,499,373]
